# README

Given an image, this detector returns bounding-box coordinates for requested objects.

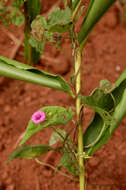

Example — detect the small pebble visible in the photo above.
[115,65,121,72]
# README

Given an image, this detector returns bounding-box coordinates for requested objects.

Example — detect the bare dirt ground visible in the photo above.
[0,1,126,190]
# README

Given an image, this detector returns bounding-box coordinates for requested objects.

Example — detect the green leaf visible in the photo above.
[0,4,6,12]
[1,16,8,27]
[72,0,82,11]
[29,16,48,53]
[31,15,48,40]
[29,35,46,54]
[0,5,25,27]
[80,88,114,125]
[13,0,24,8]
[59,152,70,168]
[58,152,80,175]
[78,0,116,50]
[100,79,111,91]
[48,24,70,33]
[10,7,25,26]
[49,129,66,146]
[0,56,73,96]
[48,7,72,30]
[19,106,74,145]
[7,144,53,163]
[83,70,126,156]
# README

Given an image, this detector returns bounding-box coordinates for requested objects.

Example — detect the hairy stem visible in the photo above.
[75,47,85,190]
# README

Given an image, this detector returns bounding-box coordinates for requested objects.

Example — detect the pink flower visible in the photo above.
[31,110,46,124]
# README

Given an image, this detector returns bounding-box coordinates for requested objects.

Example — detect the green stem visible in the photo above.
[72,0,82,20]
[24,2,32,65]
[24,27,32,65]
[75,47,85,190]
[35,158,78,181]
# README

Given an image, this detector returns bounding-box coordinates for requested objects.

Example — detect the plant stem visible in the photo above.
[35,158,78,181]
[24,26,32,65]
[24,2,32,65]
[74,47,85,190]
[72,0,82,20]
